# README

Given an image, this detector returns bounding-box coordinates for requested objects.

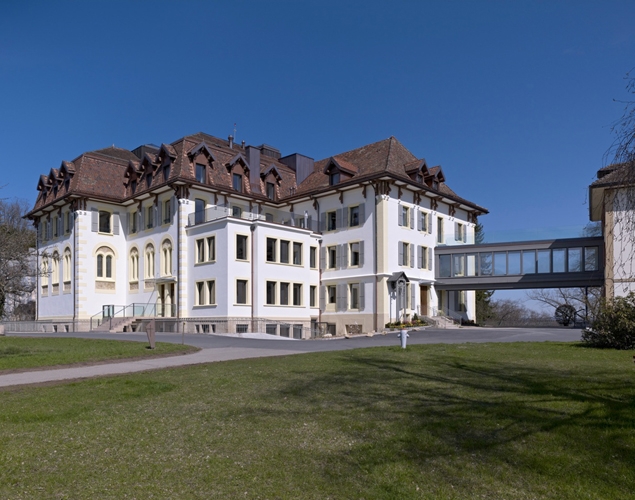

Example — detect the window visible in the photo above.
[280,282,289,305]
[328,246,337,269]
[327,211,337,231]
[419,246,429,269]
[349,206,359,227]
[41,257,49,287]
[194,199,205,224]
[96,246,114,280]
[349,283,360,309]
[350,242,360,267]
[52,252,60,284]
[236,279,248,304]
[293,283,302,306]
[196,280,216,306]
[63,248,72,282]
[129,248,139,282]
[327,285,336,304]
[53,216,59,238]
[163,164,170,182]
[293,242,302,265]
[196,282,205,306]
[400,241,410,267]
[437,217,444,244]
[233,173,243,192]
[163,199,171,224]
[401,206,409,227]
[419,211,428,232]
[207,280,216,305]
[310,247,317,269]
[161,240,172,276]
[130,180,137,194]
[196,163,206,183]
[65,211,72,234]
[266,182,275,200]
[455,223,465,242]
[232,206,242,218]
[236,234,248,260]
[310,285,317,307]
[146,173,152,188]
[146,206,154,229]
[207,236,215,262]
[329,171,340,186]
[266,281,276,305]
[280,240,290,264]
[145,244,155,279]
[130,211,138,234]
[99,211,111,233]
[266,238,277,262]
[196,239,205,263]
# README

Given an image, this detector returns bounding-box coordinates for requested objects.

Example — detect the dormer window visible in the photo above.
[163,164,170,182]
[432,180,439,190]
[266,182,275,200]
[131,180,137,194]
[329,171,340,186]
[196,163,206,183]
[146,173,152,188]
[233,173,243,192]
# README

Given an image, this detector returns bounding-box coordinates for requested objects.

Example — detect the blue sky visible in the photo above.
[2,0,634,307]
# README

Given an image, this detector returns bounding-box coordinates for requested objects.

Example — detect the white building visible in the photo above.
[27,133,487,335]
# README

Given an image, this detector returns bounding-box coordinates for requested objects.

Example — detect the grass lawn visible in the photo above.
[1,342,634,499]
[0,336,197,372]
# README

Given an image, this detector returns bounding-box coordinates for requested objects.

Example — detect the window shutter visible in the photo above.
[91,209,98,232]
[319,285,326,310]
[341,243,348,269]
[410,208,415,229]
[455,222,459,241]
[336,208,342,229]
[398,208,403,226]
[320,247,326,269]
[417,246,422,269]
[127,212,131,234]
[171,195,177,219]
[411,283,416,311]
[359,241,364,267]
[426,213,431,233]
[113,212,120,235]
[398,241,404,266]
[358,203,365,224]
[57,215,62,236]
[417,211,422,231]
[410,243,415,268]
[346,206,351,227]
[47,221,52,240]
[341,284,348,311]
[335,245,341,269]
[140,208,145,230]
[319,213,325,232]
[428,248,433,270]
[359,284,365,311]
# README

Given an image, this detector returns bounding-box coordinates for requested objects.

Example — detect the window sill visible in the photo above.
[193,304,217,308]
[98,232,113,236]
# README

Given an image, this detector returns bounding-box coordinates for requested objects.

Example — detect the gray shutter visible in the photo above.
[140,208,145,230]
[398,207,403,226]
[127,212,131,234]
[91,209,98,232]
[57,215,62,236]
[320,247,326,269]
[336,208,342,229]
[410,244,415,268]
[319,285,326,310]
[113,212,120,235]
[341,243,348,269]
[335,245,341,269]
[171,195,177,219]
[417,246,422,269]
[359,283,365,311]
[358,203,365,224]
[428,248,433,270]
[411,283,416,310]
[346,206,351,227]
[153,205,158,228]
[359,241,364,267]
[455,222,459,241]
[398,241,404,266]
[341,284,348,311]
[410,208,415,229]
[319,213,325,232]
[48,220,52,240]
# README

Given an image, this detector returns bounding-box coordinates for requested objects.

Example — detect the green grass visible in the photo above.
[1,342,634,499]
[0,337,197,371]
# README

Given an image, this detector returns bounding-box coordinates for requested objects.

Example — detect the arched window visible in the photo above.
[130,248,139,282]
[96,246,115,280]
[161,240,172,276]
[41,256,49,286]
[63,248,71,282]
[145,244,155,279]
[52,251,60,284]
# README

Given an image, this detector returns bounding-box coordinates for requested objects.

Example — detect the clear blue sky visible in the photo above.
[2,0,634,307]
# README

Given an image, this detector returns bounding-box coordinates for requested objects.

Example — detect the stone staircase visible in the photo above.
[430,315,461,329]
[91,316,137,333]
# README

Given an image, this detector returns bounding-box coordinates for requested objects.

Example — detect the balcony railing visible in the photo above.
[188,205,319,232]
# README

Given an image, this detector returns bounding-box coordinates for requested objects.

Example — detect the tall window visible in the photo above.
[349,283,360,309]
[99,211,111,233]
[196,239,205,263]
[329,171,340,186]
[52,252,60,284]
[130,248,139,282]
[437,217,444,244]
[328,246,337,269]
[327,285,336,304]
[96,247,114,279]
[266,281,276,305]
[146,206,154,229]
[145,244,155,279]
[236,279,248,304]
[130,210,138,234]
[280,240,290,264]
[293,283,302,306]
[194,198,205,224]
[163,199,171,224]
[280,282,289,305]
[266,238,277,262]
[310,285,317,307]
[41,257,49,287]
[236,235,248,260]
[350,242,360,266]
[196,163,206,183]
[161,240,172,276]
[163,164,170,182]
[349,206,359,227]
[266,182,275,200]
[207,236,215,261]
[63,248,72,282]
[233,173,243,192]
[310,247,317,269]
[65,211,72,234]
[292,242,302,265]
[327,211,337,231]
[401,206,409,227]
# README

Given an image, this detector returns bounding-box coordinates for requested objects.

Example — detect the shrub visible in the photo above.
[582,293,635,349]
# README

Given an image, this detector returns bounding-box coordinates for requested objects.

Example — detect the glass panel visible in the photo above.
[585,247,598,271]
[439,255,451,278]
[522,250,536,274]
[537,250,550,273]
[508,251,521,275]
[479,253,492,276]
[466,254,477,276]
[552,248,566,273]
[568,248,582,272]
[494,252,507,275]
[452,254,465,277]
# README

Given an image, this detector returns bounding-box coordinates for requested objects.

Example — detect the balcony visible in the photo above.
[188,205,319,232]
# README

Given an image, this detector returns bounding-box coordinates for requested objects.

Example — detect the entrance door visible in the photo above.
[420,286,428,316]
[158,284,175,317]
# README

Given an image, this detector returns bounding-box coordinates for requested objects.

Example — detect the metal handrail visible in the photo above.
[89,303,177,331]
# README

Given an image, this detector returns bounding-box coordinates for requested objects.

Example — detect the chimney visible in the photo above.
[280,153,315,186]
[246,146,261,194]
[228,135,234,149]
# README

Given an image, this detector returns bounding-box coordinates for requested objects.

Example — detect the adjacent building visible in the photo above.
[27,132,487,335]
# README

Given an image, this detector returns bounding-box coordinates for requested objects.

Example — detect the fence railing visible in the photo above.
[1,320,92,333]
[188,205,320,233]
[90,303,177,331]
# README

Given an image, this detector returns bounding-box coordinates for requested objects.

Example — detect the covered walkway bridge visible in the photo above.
[434,236,604,291]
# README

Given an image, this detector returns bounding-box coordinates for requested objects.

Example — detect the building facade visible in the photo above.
[27,133,487,335]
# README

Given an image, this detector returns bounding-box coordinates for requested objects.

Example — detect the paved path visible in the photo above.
[0,327,583,388]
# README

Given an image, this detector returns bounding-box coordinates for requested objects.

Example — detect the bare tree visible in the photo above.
[0,198,38,319]
[526,287,602,323]
[487,299,553,327]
